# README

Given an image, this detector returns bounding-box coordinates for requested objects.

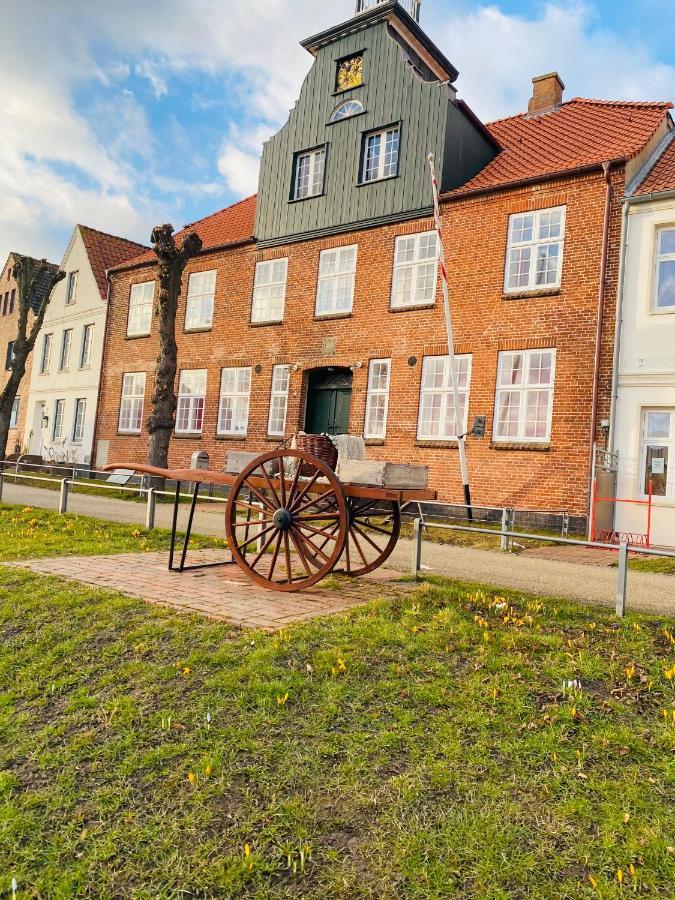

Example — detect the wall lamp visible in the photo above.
[350,362,363,371]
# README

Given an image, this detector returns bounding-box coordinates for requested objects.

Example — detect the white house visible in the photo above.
[612,132,675,547]
[23,225,146,465]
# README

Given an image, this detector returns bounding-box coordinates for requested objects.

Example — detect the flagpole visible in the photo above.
[427,152,473,520]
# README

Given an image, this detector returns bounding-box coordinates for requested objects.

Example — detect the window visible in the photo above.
[5,341,14,371]
[52,399,65,440]
[640,410,674,498]
[65,271,79,305]
[72,399,86,443]
[268,365,291,437]
[118,372,146,434]
[494,349,556,442]
[2,293,8,316]
[9,289,15,314]
[176,369,207,434]
[80,324,94,368]
[217,367,251,437]
[336,54,363,92]
[294,147,326,200]
[329,99,364,123]
[391,231,438,308]
[653,228,675,311]
[10,397,19,429]
[362,125,400,183]
[365,358,391,439]
[505,207,566,292]
[316,245,357,317]
[59,329,72,370]
[417,355,471,440]
[185,270,217,331]
[127,281,154,336]
[251,259,288,324]
[40,333,52,374]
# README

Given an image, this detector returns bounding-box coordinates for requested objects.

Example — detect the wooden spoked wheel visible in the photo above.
[338,498,401,577]
[225,450,348,593]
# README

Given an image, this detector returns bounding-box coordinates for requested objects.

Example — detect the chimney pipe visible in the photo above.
[528,72,565,117]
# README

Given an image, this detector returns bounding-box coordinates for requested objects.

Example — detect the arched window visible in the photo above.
[329,99,364,123]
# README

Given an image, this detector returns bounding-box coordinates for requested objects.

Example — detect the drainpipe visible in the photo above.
[89,272,112,471]
[608,199,631,455]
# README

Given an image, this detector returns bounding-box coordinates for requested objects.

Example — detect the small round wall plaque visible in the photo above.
[255,364,263,375]
[408,356,418,367]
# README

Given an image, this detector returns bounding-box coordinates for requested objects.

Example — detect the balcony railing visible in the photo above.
[355,0,421,23]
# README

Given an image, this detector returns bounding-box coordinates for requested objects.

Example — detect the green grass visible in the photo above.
[628,557,675,575]
[0,511,673,897]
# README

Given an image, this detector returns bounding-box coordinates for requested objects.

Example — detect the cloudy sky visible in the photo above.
[1,0,674,265]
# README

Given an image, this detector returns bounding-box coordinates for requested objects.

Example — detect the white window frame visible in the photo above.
[640,409,674,499]
[217,367,252,437]
[40,333,52,374]
[79,324,94,368]
[329,99,364,123]
[362,125,400,183]
[10,396,19,429]
[364,358,391,439]
[504,206,566,293]
[294,147,326,200]
[268,365,291,437]
[59,329,72,371]
[127,281,155,337]
[175,369,207,435]
[185,270,217,331]
[494,349,557,443]
[72,399,86,444]
[118,372,146,435]
[315,245,358,317]
[52,399,65,441]
[65,271,78,306]
[390,231,438,309]
[652,226,675,313]
[417,355,472,441]
[251,259,288,324]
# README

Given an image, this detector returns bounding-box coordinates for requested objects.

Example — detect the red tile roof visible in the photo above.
[447,98,673,197]
[634,135,675,195]
[78,226,149,298]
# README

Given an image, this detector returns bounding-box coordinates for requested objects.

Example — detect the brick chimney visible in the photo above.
[527,72,565,116]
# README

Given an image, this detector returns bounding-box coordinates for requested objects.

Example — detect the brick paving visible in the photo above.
[16,549,413,631]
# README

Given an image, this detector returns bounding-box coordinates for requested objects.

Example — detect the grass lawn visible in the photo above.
[628,557,675,576]
[0,510,673,897]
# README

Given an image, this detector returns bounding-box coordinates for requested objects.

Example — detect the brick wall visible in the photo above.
[0,256,31,455]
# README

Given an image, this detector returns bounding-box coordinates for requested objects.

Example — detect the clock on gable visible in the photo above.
[336,54,363,92]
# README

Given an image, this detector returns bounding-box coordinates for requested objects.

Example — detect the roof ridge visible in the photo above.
[182,194,257,232]
[485,96,673,128]
[77,224,149,250]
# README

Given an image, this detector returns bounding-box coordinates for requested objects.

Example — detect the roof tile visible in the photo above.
[78,226,149,298]
[634,134,675,195]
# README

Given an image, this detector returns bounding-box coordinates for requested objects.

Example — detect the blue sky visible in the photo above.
[1,0,674,266]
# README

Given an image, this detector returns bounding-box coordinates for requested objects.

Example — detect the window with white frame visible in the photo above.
[118,372,146,434]
[65,271,78,305]
[268,365,291,437]
[127,281,154,336]
[40,333,52,374]
[364,358,391,439]
[391,231,438,308]
[52,399,65,440]
[653,228,675,311]
[10,396,19,429]
[316,245,357,316]
[329,99,364,123]
[504,207,566,292]
[640,409,674,497]
[251,259,288,324]
[185,270,217,330]
[417,355,471,440]
[80,324,94,368]
[72,399,86,443]
[217,367,251,436]
[59,329,72,370]
[175,369,207,434]
[494,349,556,442]
[362,125,400,183]
[294,147,326,200]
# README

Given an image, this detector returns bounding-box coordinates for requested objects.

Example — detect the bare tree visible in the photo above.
[146,224,203,470]
[0,256,64,460]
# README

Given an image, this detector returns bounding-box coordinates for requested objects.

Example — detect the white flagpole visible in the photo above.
[427,152,473,519]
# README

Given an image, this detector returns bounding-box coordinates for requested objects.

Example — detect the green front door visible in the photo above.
[305,368,353,435]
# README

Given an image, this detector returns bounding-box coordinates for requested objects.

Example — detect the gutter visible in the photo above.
[108,236,256,277]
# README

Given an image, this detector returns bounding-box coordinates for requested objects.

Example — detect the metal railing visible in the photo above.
[356,0,421,21]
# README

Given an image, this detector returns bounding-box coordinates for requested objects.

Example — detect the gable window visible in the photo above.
[52,399,65,440]
[2,293,8,315]
[640,410,674,497]
[251,259,288,324]
[118,372,146,434]
[185,270,217,330]
[127,281,154,337]
[9,289,15,314]
[5,341,14,371]
[494,349,556,442]
[336,54,363,93]
[59,329,73,371]
[391,231,438,308]
[65,271,79,305]
[175,369,207,434]
[294,147,326,200]
[653,227,675,311]
[40,333,52,374]
[217,367,251,437]
[362,125,400,183]
[505,207,566,292]
[316,245,357,317]
[10,397,19,429]
[365,358,391,439]
[417,355,471,440]
[329,99,364,123]
[80,324,94,368]
[72,399,86,444]
[268,365,291,437]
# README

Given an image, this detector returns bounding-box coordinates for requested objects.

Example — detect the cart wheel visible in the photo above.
[225,449,348,592]
[339,498,401,577]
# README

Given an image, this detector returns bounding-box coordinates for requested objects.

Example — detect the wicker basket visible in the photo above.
[295,432,338,475]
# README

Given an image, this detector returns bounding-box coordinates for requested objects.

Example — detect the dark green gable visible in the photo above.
[255,0,498,246]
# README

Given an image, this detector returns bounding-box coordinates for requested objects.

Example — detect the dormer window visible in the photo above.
[361,125,400,183]
[293,146,326,200]
[330,99,364,123]
[336,54,363,93]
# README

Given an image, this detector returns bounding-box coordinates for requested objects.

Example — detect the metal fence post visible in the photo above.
[500,508,509,552]
[145,489,157,531]
[616,541,629,618]
[59,479,70,515]
[0,470,4,503]
[411,517,423,578]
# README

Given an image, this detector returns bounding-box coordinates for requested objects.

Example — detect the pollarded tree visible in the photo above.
[0,256,64,461]
[146,224,203,470]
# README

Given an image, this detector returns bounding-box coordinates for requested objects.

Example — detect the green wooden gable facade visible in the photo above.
[255,0,498,247]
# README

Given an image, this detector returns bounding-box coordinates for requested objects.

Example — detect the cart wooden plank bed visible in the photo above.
[105,449,436,592]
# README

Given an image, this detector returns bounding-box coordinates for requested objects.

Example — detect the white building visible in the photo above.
[23,225,146,465]
[613,132,675,547]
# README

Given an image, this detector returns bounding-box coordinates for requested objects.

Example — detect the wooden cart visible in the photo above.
[105,448,435,592]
